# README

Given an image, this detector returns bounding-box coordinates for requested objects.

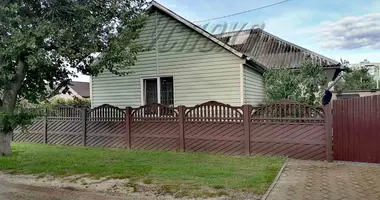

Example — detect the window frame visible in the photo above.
[140,76,174,106]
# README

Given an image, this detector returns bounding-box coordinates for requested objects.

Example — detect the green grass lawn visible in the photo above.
[0,143,285,194]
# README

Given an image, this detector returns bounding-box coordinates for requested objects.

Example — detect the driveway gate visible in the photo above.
[333,95,380,163]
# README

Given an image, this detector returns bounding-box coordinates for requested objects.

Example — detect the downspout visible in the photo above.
[325,71,344,91]
[325,63,348,91]
[322,64,346,105]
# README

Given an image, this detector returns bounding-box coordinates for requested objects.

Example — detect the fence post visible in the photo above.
[243,105,252,156]
[125,107,132,149]
[43,107,48,144]
[178,106,185,152]
[81,107,87,146]
[324,104,333,162]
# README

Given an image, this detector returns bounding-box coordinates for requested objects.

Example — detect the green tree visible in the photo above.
[334,67,376,91]
[0,0,147,156]
[264,58,328,105]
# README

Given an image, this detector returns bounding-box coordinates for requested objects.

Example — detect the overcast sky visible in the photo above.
[74,0,380,82]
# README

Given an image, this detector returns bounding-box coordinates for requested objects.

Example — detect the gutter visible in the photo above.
[245,57,267,74]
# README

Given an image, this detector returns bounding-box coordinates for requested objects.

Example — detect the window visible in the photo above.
[142,77,174,106]
[145,79,157,104]
[160,77,174,106]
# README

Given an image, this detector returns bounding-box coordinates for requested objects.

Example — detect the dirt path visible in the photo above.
[0,180,136,200]
[0,172,260,200]
[0,173,177,200]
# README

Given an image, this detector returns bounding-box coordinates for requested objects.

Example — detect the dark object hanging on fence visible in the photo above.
[322,90,332,105]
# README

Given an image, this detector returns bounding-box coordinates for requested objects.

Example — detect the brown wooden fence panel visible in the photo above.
[86,105,127,148]
[250,100,326,160]
[131,104,180,151]
[250,124,325,160]
[13,119,45,143]
[13,108,45,143]
[184,101,245,155]
[46,107,82,146]
[333,95,380,163]
[12,100,331,161]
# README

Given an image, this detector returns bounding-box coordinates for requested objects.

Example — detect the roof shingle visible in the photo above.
[70,81,90,98]
[215,28,340,69]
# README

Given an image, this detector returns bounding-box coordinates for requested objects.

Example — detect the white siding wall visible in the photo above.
[243,65,265,106]
[92,9,245,107]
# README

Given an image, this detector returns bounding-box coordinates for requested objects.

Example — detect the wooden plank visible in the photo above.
[43,108,48,144]
[359,97,364,162]
[324,104,332,162]
[125,107,132,149]
[345,99,350,161]
[81,107,87,146]
[333,100,339,160]
[357,97,364,162]
[347,98,353,161]
[370,96,376,163]
[377,96,380,162]
[243,105,251,155]
[178,106,185,152]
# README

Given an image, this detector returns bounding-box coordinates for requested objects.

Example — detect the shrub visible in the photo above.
[47,97,91,108]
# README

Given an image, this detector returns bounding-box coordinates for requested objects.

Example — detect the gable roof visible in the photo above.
[48,81,90,99]
[69,81,90,98]
[147,1,244,58]
[147,1,341,70]
[215,28,340,69]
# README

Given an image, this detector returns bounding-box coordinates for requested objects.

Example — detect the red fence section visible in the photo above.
[184,102,245,155]
[250,102,328,160]
[333,95,380,163]
[14,100,331,160]
[86,104,126,148]
[131,104,180,151]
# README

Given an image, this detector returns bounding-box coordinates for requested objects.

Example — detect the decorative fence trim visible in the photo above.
[14,100,332,161]
[185,101,243,122]
[251,100,325,124]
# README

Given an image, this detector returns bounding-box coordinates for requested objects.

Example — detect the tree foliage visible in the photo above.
[334,67,376,91]
[0,0,148,155]
[264,59,328,105]
[47,97,91,108]
[0,1,146,121]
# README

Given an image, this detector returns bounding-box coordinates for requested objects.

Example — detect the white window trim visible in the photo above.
[240,64,244,105]
[140,78,145,106]
[157,77,161,104]
[140,76,173,105]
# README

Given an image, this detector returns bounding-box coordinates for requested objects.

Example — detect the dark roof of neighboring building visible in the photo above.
[69,81,90,98]
[215,28,340,69]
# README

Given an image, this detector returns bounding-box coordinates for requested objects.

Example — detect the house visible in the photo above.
[51,81,90,100]
[91,1,344,108]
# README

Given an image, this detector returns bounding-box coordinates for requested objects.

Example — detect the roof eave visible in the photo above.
[256,29,340,66]
[245,57,267,74]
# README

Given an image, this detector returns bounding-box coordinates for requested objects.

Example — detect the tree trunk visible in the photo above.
[0,132,12,156]
[0,59,27,156]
